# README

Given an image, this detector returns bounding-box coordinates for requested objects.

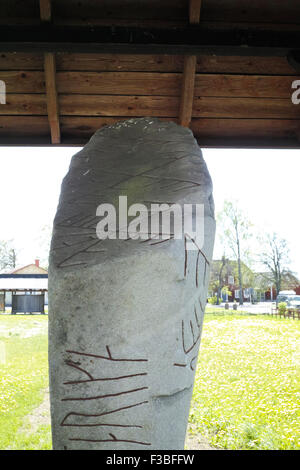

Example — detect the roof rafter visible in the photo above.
[0,25,299,56]
[39,0,52,22]
[39,0,61,144]
[179,0,201,127]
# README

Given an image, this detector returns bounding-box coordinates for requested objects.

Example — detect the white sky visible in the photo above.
[0,147,299,277]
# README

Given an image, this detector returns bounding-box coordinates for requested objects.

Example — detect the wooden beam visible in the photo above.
[0,116,299,149]
[39,0,60,144]
[0,71,180,95]
[0,54,297,76]
[189,0,202,24]
[179,56,197,126]
[179,0,201,127]
[192,97,299,119]
[1,94,298,119]
[56,71,181,95]
[1,95,298,119]
[1,68,298,95]
[2,0,300,25]
[44,52,60,144]
[2,71,297,98]
[39,0,52,22]
[0,116,50,137]
[0,25,299,56]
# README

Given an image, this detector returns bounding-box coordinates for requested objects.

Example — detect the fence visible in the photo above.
[270,304,300,320]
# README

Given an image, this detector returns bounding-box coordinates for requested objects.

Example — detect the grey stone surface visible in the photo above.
[48,118,215,450]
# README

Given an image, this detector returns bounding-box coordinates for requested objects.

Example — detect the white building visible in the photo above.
[0,260,48,314]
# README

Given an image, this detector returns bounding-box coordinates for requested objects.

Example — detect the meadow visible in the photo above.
[0,312,299,450]
[0,315,50,450]
[190,313,300,449]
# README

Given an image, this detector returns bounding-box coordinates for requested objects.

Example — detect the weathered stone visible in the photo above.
[49,118,215,450]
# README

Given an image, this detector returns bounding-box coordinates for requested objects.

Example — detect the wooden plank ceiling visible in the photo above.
[0,0,299,148]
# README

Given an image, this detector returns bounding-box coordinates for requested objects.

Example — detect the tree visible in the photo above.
[218,200,253,305]
[0,240,17,272]
[216,255,228,305]
[208,255,228,304]
[259,232,292,298]
[34,224,53,269]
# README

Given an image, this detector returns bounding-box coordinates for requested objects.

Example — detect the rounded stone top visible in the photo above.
[92,117,195,139]
[50,118,214,270]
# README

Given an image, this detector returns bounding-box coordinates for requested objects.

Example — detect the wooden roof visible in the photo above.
[0,0,300,148]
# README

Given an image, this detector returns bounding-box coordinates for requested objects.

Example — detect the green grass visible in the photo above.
[0,315,51,449]
[0,313,299,450]
[189,314,300,450]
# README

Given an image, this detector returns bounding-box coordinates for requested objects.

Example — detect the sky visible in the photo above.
[0,147,299,277]
[205,149,300,277]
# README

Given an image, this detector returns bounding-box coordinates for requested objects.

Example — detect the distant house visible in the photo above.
[11,259,48,276]
[209,259,274,303]
[0,260,48,314]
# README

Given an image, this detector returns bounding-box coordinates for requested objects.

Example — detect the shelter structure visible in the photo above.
[0,0,299,148]
[1,0,299,451]
[0,260,48,314]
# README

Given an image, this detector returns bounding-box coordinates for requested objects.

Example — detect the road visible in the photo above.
[209,301,274,314]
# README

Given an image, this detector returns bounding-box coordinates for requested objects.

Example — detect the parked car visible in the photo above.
[286,296,300,309]
[276,290,296,304]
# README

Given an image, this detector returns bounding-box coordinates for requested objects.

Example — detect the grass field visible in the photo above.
[0,313,299,450]
[0,315,51,450]
[190,313,300,450]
